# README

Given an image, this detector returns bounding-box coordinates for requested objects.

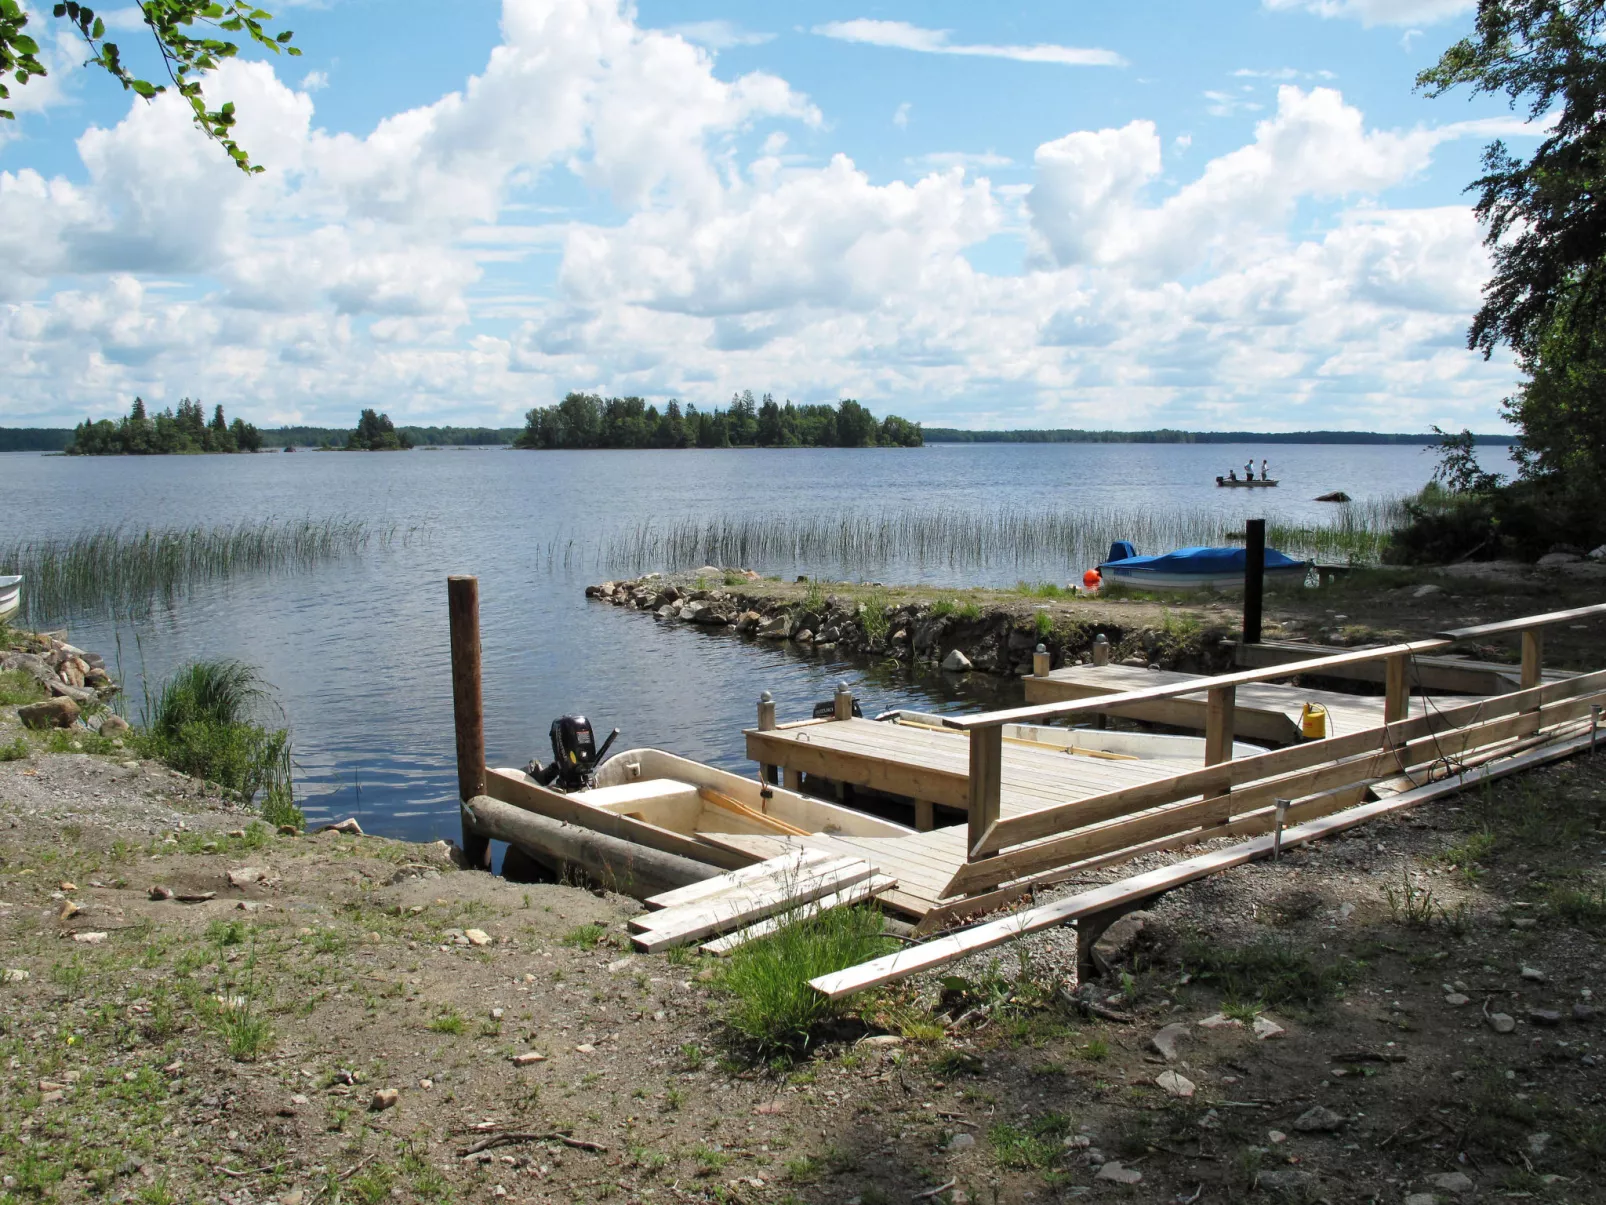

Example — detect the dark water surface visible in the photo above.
[0,442,1508,840]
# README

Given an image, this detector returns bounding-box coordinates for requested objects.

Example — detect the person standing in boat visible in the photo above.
[1245,457,1253,480]
[1261,458,1269,481]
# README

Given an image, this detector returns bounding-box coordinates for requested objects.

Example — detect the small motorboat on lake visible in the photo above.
[0,575,20,619]
[1098,543,1312,592]
[1216,476,1278,488]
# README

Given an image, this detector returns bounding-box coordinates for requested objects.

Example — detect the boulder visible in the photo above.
[1292,1105,1344,1132]
[694,565,722,578]
[1537,551,1582,567]
[818,625,841,644]
[1590,544,1606,561]
[1315,491,1351,502]
[794,629,814,644]
[941,649,973,673]
[659,584,682,602]
[1150,1023,1189,1062]
[680,600,711,622]
[757,615,790,639]
[18,697,79,730]
[1412,584,1443,599]
[734,611,762,634]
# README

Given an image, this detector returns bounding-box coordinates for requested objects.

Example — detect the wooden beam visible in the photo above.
[914,800,935,832]
[448,575,490,871]
[1205,685,1236,767]
[1440,602,1606,640]
[1384,653,1410,724]
[699,875,897,955]
[976,666,1606,853]
[1522,628,1544,692]
[967,726,1003,859]
[809,726,1602,1001]
[945,637,1453,730]
[631,859,876,952]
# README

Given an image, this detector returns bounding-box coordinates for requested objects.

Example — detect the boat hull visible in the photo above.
[1102,564,1311,591]
[0,575,20,619]
[1215,478,1278,488]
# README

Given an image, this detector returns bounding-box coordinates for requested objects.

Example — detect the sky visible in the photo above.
[0,0,1550,432]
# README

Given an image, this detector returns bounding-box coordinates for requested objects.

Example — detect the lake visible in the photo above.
[0,440,1511,844]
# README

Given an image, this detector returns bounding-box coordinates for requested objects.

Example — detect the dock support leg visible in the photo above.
[967,726,1003,859]
[1384,653,1410,724]
[1205,685,1236,769]
[914,800,935,832]
[783,767,802,792]
[448,575,490,872]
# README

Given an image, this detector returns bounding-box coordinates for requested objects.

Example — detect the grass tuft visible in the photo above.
[720,905,894,1056]
[1179,934,1349,1013]
[0,668,47,706]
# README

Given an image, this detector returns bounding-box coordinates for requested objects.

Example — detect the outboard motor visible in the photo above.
[526,715,619,791]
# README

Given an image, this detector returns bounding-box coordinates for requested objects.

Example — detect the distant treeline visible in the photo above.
[924,428,1515,445]
[68,398,263,455]
[259,425,520,448]
[516,392,923,450]
[0,428,74,452]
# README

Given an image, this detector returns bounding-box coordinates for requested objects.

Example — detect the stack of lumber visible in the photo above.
[627,849,895,954]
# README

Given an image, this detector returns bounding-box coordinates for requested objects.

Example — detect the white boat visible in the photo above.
[0,575,20,619]
[1216,477,1278,488]
[1099,544,1312,592]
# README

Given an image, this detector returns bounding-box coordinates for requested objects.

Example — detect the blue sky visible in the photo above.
[0,0,1543,431]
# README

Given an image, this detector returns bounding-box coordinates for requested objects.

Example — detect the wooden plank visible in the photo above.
[699,875,898,955]
[1522,628,1544,692]
[1385,653,1410,724]
[1231,640,1535,694]
[484,767,750,872]
[643,849,832,912]
[1441,602,1606,640]
[946,637,1453,730]
[631,854,864,933]
[1205,685,1235,766]
[968,726,1003,859]
[976,668,1606,853]
[810,726,1601,1000]
[951,693,1606,896]
[631,860,877,951]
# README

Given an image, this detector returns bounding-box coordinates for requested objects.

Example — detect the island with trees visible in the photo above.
[342,409,413,451]
[515,392,923,449]
[66,398,263,455]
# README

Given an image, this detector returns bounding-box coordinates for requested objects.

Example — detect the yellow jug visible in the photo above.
[1300,702,1328,740]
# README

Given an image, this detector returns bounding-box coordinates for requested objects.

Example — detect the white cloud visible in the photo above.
[813,19,1125,68]
[916,151,1012,170]
[1263,0,1474,28]
[0,1,1531,433]
[893,102,911,129]
[1204,89,1264,118]
[664,20,773,49]
[299,70,329,92]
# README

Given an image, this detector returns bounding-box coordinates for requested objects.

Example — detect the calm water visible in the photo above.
[0,441,1510,842]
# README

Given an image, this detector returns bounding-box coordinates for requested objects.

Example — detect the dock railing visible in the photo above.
[939,603,1606,899]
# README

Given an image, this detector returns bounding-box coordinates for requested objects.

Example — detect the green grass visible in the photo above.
[858,590,890,642]
[0,517,392,623]
[988,1112,1072,1169]
[1547,880,1606,929]
[429,1009,467,1034]
[0,668,46,705]
[0,736,30,762]
[719,905,895,1056]
[1178,935,1350,1013]
[561,923,609,950]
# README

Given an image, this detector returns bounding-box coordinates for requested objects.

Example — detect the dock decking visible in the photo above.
[1021,663,1476,744]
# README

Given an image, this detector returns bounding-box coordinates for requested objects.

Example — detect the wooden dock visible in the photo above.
[1020,663,1461,744]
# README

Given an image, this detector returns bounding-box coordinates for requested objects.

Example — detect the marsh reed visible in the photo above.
[1,517,392,622]
[601,500,1407,580]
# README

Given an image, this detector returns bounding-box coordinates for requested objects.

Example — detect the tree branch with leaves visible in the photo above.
[0,0,299,173]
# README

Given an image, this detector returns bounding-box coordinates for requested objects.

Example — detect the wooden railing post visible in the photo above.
[1033,643,1051,677]
[834,681,854,721]
[1205,685,1236,768]
[448,575,490,871]
[1384,653,1410,724]
[967,725,1003,858]
[1521,627,1543,694]
[757,691,776,785]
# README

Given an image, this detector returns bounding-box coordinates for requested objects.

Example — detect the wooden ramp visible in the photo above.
[1021,664,1475,744]
[626,849,895,953]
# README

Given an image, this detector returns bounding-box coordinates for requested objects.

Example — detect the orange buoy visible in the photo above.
[1082,567,1102,591]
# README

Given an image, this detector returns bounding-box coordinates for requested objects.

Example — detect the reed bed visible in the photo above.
[0,517,392,622]
[601,500,1407,581]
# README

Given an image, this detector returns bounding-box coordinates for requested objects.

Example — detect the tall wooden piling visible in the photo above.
[1242,518,1266,645]
[448,575,491,871]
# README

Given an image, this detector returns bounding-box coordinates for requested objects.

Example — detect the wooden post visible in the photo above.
[914,800,935,832]
[783,767,803,792]
[1384,653,1410,724]
[1205,685,1236,768]
[1242,519,1266,645]
[1521,627,1543,693]
[833,682,854,722]
[1033,643,1051,677]
[757,692,777,785]
[448,575,490,871]
[967,725,1003,859]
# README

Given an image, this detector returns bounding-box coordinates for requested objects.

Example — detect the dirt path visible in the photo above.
[4,685,1605,1203]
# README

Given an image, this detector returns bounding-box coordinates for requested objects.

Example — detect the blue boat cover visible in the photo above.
[1099,545,1306,573]
[1105,540,1138,563]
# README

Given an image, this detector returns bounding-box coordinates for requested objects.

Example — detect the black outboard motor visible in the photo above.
[527,715,619,791]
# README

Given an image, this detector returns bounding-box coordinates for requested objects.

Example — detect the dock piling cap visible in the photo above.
[760,690,773,703]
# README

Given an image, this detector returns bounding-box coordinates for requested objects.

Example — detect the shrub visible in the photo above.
[138,660,294,811]
[720,905,894,1056]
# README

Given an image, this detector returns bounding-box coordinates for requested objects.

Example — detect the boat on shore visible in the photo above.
[0,575,20,619]
[1216,476,1278,488]
[1099,544,1312,591]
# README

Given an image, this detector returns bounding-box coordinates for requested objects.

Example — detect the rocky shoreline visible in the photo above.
[0,629,126,734]
[587,569,1239,677]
